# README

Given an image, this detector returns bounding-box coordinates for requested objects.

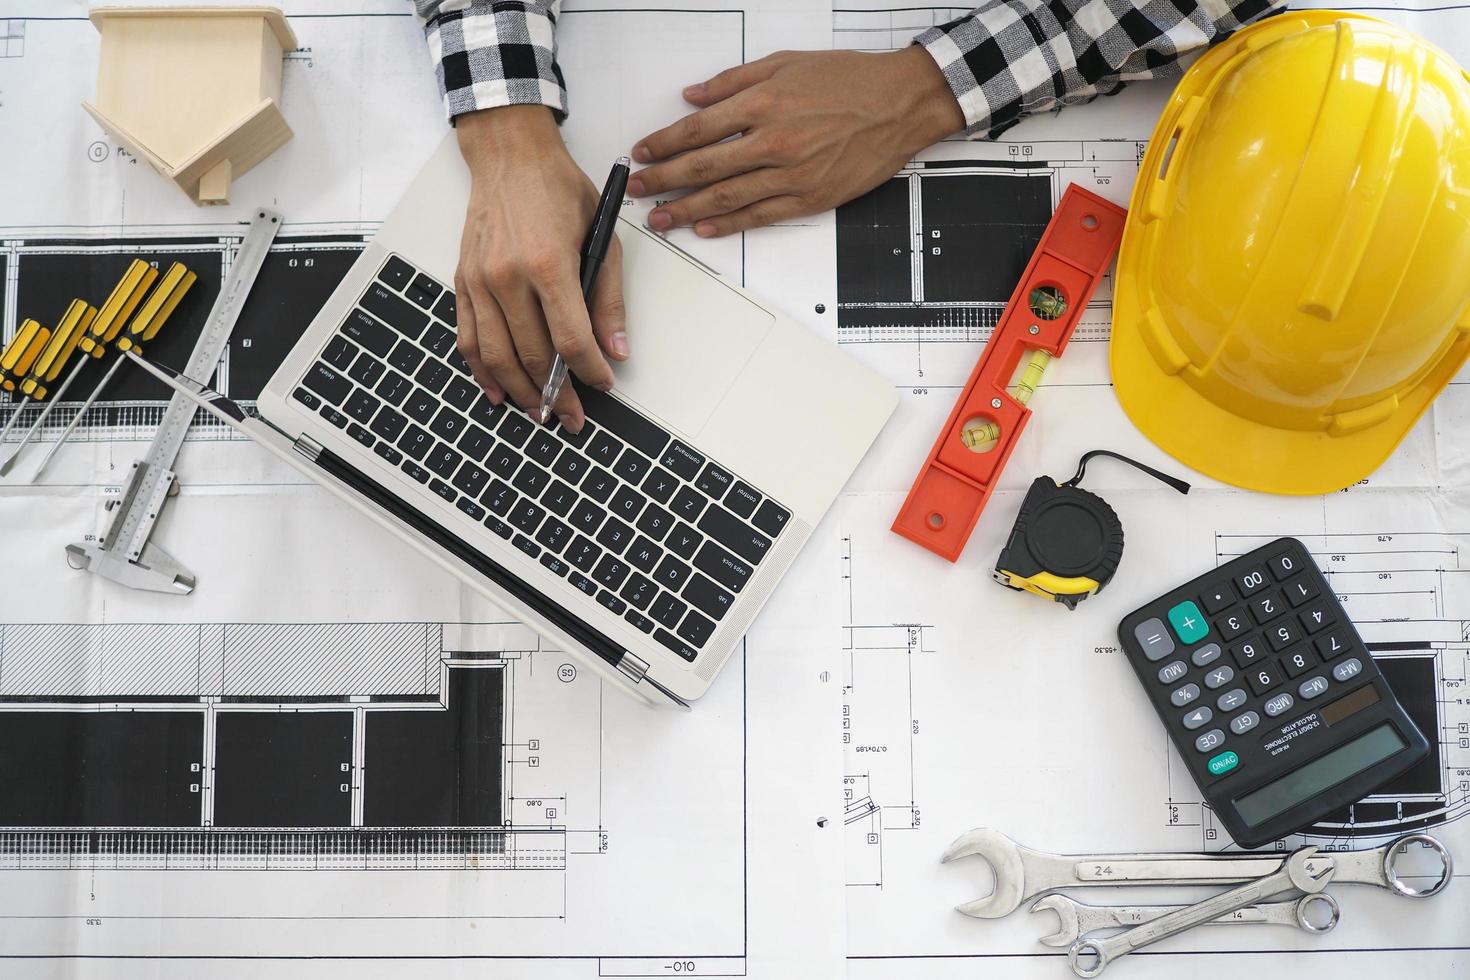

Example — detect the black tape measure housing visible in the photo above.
[994,477,1124,609]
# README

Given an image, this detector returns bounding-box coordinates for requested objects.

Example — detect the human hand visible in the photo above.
[454,105,628,431]
[627,46,962,237]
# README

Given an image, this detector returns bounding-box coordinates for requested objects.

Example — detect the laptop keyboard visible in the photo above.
[290,254,792,663]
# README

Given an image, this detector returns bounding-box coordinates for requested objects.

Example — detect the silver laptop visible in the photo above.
[148,134,895,706]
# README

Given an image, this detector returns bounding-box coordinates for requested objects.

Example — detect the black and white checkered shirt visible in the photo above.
[414,0,1286,134]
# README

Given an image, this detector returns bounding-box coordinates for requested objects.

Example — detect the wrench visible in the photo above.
[1067,847,1333,977]
[1030,892,1339,947]
[941,829,1451,918]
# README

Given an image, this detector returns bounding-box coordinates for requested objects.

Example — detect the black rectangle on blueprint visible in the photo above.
[0,711,203,827]
[1374,656,1442,796]
[919,172,1052,303]
[364,667,504,827]
[836,176,912,306]
[213,712,353,827]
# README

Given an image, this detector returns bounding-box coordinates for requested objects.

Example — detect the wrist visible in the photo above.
[457,105,564,167]
[888,44,965,147]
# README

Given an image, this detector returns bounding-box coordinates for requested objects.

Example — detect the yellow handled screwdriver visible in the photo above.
[30,262,195,482]
[0,302,97,476]
[0,319,51,394]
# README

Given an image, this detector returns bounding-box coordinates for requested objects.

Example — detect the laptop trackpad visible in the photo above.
[607,227,773,437]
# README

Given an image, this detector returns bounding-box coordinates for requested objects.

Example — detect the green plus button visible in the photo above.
[1208,750,1240,777]
[1168,600,1209,643]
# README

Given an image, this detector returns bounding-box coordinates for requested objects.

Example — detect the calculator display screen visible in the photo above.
[1235,724,1407,827]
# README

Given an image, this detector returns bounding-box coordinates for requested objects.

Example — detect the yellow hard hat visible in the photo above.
[1110,11,1470,494]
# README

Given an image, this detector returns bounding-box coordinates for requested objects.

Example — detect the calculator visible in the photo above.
[1117,537,1429,848]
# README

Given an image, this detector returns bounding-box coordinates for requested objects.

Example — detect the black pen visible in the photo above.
[538,155,631,423]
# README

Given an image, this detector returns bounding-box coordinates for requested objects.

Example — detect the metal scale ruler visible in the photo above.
[66,209,281,594]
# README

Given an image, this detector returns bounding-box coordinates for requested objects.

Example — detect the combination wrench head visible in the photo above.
[941,828,1032,919]
[1286,846,1336,894]
[1030,894,1084,947]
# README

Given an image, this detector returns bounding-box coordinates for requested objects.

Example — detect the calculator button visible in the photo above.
[1264,693,1295,718]
[1181,706,1213,730]
[1200,584,1234,615]
[1229,636,1266,668]
[1216,688,1248,713]
[1158,660,1188,684]
[1207,750,1240,776]
[1282,648,1317,678]
[1332,657,1364,682]
[1203,665,1235,690]
[1170,683,1201,707]
[1299,676,1330,699]
[1215,611,1250,641]
[1314,630,1352,660]
[1234,566,1270,596]
[1168,601,1209,643]
[1268,550,1303,580]
[1230,710,1261,735]
[1135,618,1175,661]
[1283,574,1320,607]
[1249,591,1285,624]
[1191,643,1223,668]
[1298,604,1336,634]
[1195,728,1226,753]
[1267,620,1300,651]
[1247,662,1283,695]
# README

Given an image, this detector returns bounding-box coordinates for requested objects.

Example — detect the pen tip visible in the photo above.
[616,155,631,167]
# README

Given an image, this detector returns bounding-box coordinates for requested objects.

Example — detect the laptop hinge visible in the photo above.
[616,652,650,684]
[294,435,324,463]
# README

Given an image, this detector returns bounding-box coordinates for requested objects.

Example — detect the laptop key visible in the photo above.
[695,462,734,498]
[432,291,456,326]
[361,283,428,339]
[485,515,513,539]
[596,517,634,553]
[660,441,704,482]
[447,350,472,376]
[342,308,397,356]
[575,384,671,458]
[569,499,604,534]
[609,485,645,522]
[429,406,465,442]
[536,516,573,554]
[416,359,452,394]
[586,430,622,467]
[726,481,761,519]
[678,610,716,648]
[345,388,380,424]
[552,448,589,483]
[457,497,486,521]
[378,256,414,291]
[581,467,617,503]
[429,479,456,503]
[666,523,703,560]
[654,628,699,662]
[387,338,426,375]
[621,573,657,610]
[653,555,691,592]
[540,554,569,577]
[403,388,437,424]
[567,536,602,573]
[625,609,656,634]
[597,590,627,615]
[304,362,351,404]
[401,460,430,484]
[752,500,791,537]
[452,462,490,499]
[347,423,375,448]
[542,479,578,516]
[670,486,706,521]
[370,406,407,442]
[321,406,349,429]
[527,430,561,467]
[373,441,402,466]
[425,324,457,359]
[509,499,546,534]
[698,505,771,564]
[512,461,551,497]
[613,448,651,484]
[650,592,687,630]
[469,397,505,429]
[427,445,463,480]
[569,571,597,596]
[347,352,385,387]
[486,443,520,478]
[397,425,432,460]
[293,388,320,410]
[513,535,541,559]
[498,412,535,447]
[642,467,678,504]
[593,555,630,590]
[482,479,516,515]
[627,536,662,573]
[636,504,674,541]
[695,540,753,593]
[375,370,413,407]
[323,335,358,371]
[409,272,441,305]
[557,418,595,448]
[458,424,495,461]
[684,573,734,621]
[444,375,479,411]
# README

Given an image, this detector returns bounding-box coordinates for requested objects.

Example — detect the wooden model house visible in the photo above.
[83,6,297,205]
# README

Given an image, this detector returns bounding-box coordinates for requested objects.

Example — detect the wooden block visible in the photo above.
[198,160,232,204]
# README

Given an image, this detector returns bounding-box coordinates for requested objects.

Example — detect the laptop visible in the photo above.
[144,133,896,706]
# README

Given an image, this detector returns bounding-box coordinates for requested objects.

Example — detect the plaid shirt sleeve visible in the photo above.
[414,1,568,122]
[915,0,1286,138]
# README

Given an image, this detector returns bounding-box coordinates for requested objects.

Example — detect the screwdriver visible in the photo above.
[0,302,96,476]
[30,262,195,482]
[0,319,52,394]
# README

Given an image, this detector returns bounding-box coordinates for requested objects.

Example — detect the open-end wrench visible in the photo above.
[941,829,1451,918]
[1031,892,1339,947]
[1068,847,1333,977]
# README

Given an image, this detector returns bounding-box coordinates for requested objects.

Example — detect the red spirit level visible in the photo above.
[892,185,1127,562]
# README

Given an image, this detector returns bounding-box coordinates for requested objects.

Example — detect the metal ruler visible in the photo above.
[66,208,282,594]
